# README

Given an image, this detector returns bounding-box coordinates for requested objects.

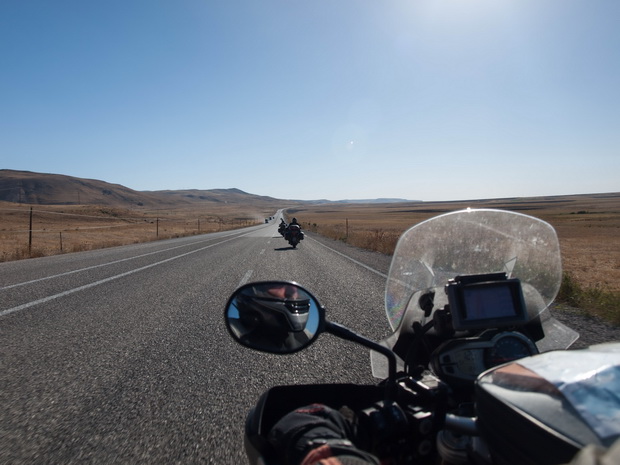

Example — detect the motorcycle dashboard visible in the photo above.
[431,332,538,384]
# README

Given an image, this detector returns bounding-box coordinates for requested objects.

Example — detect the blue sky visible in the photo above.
[1,0,618,201]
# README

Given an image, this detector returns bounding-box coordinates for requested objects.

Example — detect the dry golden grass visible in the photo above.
[0,202,270,261]
[4,195,617,292]
[2,193,618,322]
[287,194,620,294]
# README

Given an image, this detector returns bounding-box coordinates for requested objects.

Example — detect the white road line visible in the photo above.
[0,230,246,291]
[0,233,249,318]
[238,270,254,287]
[308,235,388,279]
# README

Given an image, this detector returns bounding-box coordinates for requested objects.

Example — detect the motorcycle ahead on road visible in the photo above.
[284,223,304,249]
[225,209,620,465]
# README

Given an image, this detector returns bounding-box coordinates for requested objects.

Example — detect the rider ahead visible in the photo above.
[285,218,304,242]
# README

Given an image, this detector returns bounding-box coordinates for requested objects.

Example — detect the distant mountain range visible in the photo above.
[0,170,411,207]
[331,198,413,204]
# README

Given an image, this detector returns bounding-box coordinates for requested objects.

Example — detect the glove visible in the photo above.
[268,404,379,465]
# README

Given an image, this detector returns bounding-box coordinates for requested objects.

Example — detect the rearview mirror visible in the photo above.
[224,281,323,354]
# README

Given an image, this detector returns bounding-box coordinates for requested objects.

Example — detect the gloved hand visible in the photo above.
[268,404,379,465]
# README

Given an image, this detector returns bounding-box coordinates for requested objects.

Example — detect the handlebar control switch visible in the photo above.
[357,400,437,463]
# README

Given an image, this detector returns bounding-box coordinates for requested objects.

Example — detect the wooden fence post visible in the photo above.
[29,207,33,256]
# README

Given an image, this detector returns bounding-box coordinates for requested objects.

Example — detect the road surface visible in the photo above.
[2,213,618,464]
[1,215,392,464]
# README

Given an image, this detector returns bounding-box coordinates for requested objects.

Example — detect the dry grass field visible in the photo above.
[1,193,618,323]
[0,202,272,261]
[286,193,620,324]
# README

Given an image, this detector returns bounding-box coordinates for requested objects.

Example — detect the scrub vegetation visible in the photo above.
[287,194,620,325]
[0,203,266,261]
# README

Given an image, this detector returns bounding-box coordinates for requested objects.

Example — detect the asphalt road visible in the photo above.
[2,214,619,464]
[1,216,393,464]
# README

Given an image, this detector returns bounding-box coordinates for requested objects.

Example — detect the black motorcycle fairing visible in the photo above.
[372,210,579,383]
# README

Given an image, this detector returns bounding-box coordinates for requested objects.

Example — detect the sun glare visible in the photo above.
[408,0,519,32]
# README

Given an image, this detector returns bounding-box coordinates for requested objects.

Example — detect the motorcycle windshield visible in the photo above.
[385,209,563,331]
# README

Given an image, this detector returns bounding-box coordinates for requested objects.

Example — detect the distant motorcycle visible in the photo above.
[284,223,304,248]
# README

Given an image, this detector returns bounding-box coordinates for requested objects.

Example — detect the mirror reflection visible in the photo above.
[226,282,321,353]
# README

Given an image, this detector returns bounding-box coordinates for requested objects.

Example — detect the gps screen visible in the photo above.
[461,283,517,321]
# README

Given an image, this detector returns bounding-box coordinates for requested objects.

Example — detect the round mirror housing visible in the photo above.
[224,281,324,354]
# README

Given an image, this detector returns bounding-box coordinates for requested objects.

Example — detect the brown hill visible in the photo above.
[149,188,283,207]
[0,169,286,209]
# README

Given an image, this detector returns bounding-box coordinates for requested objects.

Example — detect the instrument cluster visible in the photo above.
[431,331,538,383]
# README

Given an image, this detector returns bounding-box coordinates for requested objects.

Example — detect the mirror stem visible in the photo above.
[325,321,397,399]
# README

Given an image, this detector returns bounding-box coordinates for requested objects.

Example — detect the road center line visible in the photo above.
[0,233,250,318]
[238,270,254,288]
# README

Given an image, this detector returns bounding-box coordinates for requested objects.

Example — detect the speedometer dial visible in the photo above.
[484,333,537,368]
[431,331,539,384]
